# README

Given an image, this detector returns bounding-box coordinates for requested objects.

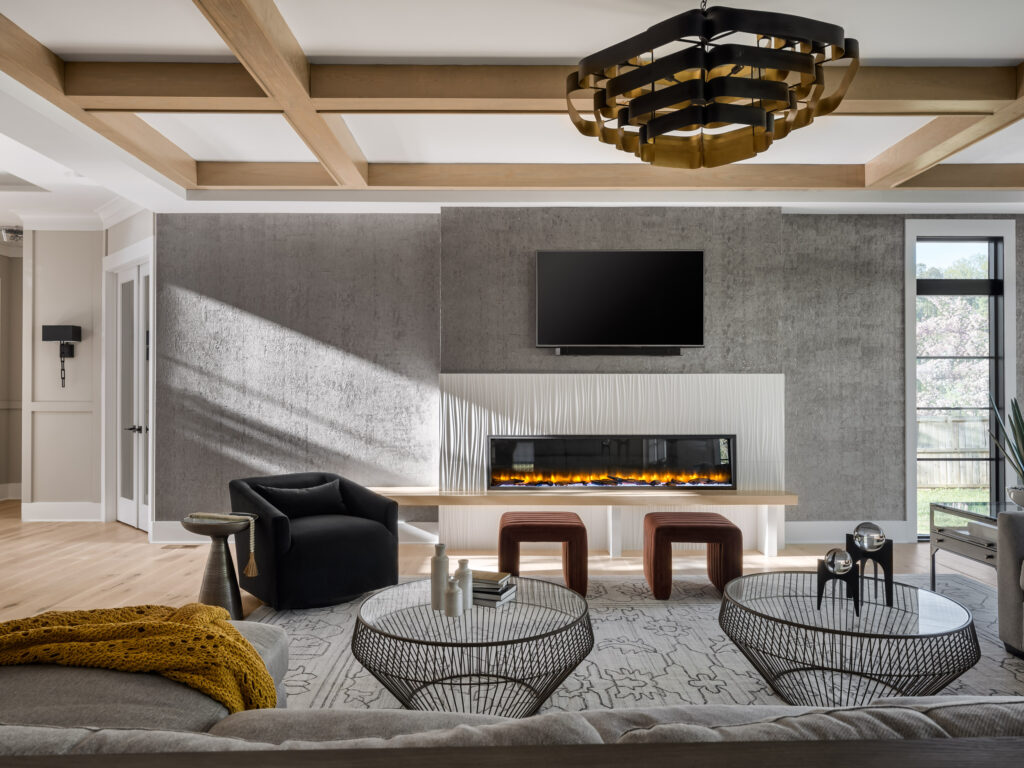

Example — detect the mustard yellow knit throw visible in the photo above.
[0,603,276,713]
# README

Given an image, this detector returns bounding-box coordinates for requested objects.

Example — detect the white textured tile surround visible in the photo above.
[439,373,787,554]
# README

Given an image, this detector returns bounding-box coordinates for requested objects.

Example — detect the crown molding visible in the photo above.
[95,197,144,229]
[17,212,103,230]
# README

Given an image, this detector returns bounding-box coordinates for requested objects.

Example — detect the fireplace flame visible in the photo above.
[490,470,731,488]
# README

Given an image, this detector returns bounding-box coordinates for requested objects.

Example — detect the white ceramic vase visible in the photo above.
[454,559,473,612]
[444,578,464,618]
[1009,487,1024,507]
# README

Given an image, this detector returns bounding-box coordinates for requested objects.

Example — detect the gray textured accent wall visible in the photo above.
[439,207,906,522]
[155,214,439,522]
[155,209,1024,527]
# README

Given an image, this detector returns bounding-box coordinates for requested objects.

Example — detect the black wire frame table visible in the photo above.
[718,571,981,707]
[351,577,594,717]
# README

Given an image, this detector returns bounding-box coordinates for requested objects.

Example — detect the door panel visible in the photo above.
[116,272,137,527]
[115,265,152,531]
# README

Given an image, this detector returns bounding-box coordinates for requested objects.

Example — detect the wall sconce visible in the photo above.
[42,325,82,388]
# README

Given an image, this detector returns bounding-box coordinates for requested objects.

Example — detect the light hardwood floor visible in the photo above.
[0,500,997,621]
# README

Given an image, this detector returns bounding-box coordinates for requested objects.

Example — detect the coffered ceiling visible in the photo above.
[0,0,1022,216]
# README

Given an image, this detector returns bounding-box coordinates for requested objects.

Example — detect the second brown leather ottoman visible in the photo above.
[643,511,742,599]
[498,511,588,597]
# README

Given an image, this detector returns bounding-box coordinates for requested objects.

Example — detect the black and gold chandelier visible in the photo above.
[566,2,859,168]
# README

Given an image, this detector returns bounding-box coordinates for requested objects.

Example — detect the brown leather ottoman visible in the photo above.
[498,511,588,596]
[643,512,742,599]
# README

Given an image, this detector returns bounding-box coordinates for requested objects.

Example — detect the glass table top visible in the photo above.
[929,501,1021,521]
[723,571,973,637]
[356,577,589,646]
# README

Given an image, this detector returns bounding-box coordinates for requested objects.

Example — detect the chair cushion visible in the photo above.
[255,479,347,520]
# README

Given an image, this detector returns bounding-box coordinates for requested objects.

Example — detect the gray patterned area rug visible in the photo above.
[250,574,1024,711]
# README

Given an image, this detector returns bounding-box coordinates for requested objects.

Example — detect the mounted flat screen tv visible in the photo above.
[536,250,703,348]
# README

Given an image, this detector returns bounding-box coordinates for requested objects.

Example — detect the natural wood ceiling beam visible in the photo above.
[865,86,1024,189]
[198,161,335,188]
[864,115,989,189]
[0,13,199,188]
[864,62,1024,188]
[184,161,1024,191]
[64,62,274,111]
[311,64,572,112]
[192,0,367,187]
[89,112,199,188]
[899,164,1024,189]
[194,162,863,190]
[829,66,1018,116]
[56,62,1020,116]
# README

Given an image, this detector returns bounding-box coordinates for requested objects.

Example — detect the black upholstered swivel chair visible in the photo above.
[228,472,398,610]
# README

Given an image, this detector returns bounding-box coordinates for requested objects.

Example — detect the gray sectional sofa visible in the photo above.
[4,620,1024,756]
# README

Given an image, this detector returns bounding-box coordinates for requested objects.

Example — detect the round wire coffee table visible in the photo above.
[719,571,980,707]
[351,577,593,717]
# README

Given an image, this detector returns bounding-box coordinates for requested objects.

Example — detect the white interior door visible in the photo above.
[116,265,151,531]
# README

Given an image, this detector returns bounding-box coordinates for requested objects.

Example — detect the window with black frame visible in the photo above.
[915,238,1005,536]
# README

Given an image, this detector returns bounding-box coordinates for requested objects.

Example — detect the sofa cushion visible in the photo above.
[256,479,346,519]
[579,704,818,743]
[232,621,289,707]
[213,709,602,748]
[0,723,272,755]
[0,666,230,732]
[210,708,506,743]
[871,696,1024,738]
[0,619,288,731]
[616,705,952,743]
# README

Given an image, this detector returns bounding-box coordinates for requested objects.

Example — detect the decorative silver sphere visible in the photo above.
[853,522,886,553]
[824,548,854,575]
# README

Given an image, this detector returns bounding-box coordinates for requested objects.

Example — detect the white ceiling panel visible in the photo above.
[943,120,1024,164]
[278,0,1024,65]
[0,0,234,60]
[343,114,637,164]
[137,113,318,162]
[737,116,933,164]
[342,114,932,165]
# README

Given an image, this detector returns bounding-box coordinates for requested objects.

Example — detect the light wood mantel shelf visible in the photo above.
[369,488,798,507]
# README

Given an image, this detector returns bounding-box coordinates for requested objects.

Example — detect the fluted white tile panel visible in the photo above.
[439,374,784,550]
[440,373,783,492]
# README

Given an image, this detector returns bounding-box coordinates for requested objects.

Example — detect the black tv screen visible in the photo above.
[536,250,703,347]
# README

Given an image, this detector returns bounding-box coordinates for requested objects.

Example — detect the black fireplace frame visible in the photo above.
[487,434,737,491]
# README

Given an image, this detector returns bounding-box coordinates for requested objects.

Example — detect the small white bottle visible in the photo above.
[444,578,464,618]
[454,559,473,612]
[430,543,449,610]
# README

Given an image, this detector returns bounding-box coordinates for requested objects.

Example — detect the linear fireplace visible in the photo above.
[488,435,736,490]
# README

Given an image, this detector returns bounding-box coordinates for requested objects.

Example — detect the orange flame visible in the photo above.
[490,470,730,487]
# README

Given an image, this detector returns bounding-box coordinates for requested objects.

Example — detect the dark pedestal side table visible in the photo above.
[181,516,250,619]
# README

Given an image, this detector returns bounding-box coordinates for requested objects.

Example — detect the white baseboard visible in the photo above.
[785,519,917,545]
[149,520,208,545]
[21,502,103,522]
[0,483,20,500]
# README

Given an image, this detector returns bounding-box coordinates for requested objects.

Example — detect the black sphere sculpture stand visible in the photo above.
[816,557,860,617]
[847,533,894,607]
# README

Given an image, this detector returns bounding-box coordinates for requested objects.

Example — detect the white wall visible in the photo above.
[21,230,104,520]
[0,243,22,499]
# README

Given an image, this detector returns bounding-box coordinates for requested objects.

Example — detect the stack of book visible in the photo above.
[472,571,516,608]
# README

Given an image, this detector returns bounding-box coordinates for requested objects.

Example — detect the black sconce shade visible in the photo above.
[42,325,82,343]
[42,325,82,388]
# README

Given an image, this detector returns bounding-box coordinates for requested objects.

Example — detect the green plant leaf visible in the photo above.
[991,396,1024,483]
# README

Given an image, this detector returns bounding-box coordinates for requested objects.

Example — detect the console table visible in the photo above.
[370,487,798,556]
[929,501,1003,590]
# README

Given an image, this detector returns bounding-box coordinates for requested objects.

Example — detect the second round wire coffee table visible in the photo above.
[351,577,593,717]
[719,571,981,706]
